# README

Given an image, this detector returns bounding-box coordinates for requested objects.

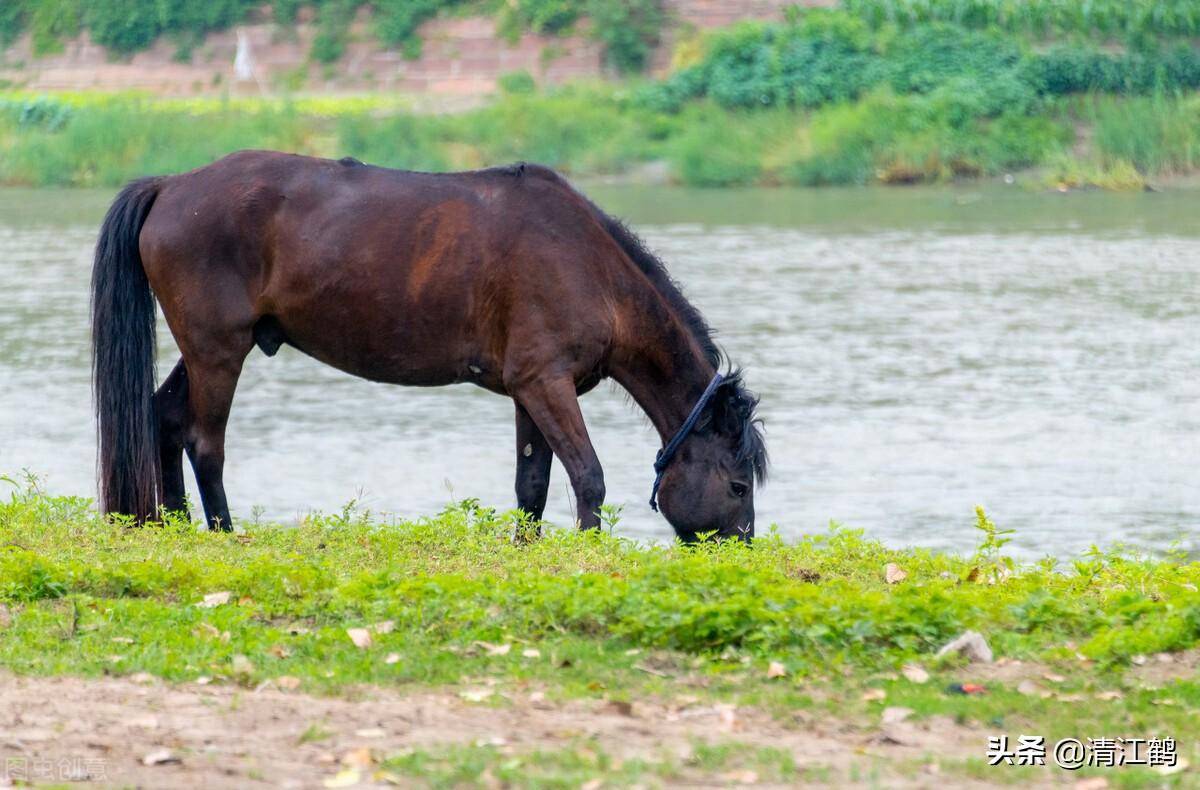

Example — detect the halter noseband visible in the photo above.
[649,372,724,512]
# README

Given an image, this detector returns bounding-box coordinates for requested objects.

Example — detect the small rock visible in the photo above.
[861,688,886,702]
[1131,654,1147,666]
[142,749,180,766]
[384,653,400,665]
[766,660,787,679]
[901,664,929,684]
[935,631,993,664]
[1016,680,1041,696]
[354,727,386,738]
[885,563,908,584]
[522,648,541,659]
[197,591,232,608]
[346,628,372,649]
[459,688,493,702]
[881,706,912,725]
[476,641,511,656]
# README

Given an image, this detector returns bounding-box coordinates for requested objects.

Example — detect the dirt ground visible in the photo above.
[0,672,996,788]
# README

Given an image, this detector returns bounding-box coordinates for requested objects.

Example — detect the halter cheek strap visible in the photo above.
[649,372,724,512]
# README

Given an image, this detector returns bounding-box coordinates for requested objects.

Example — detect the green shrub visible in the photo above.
[0,2,27,48]
[374,0,471,59]
[586,0,663,74]
[497,70,537,95]
[645,9,1200,116]
[310,0,357,63]
[28,0,80,56]
[842,0,1200,43]
[0,0,665,72]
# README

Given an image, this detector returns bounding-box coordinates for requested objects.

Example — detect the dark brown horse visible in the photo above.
[92,151,766,540]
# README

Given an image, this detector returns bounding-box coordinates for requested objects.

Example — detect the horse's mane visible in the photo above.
[591,213,723,371]
[577,187,769,484]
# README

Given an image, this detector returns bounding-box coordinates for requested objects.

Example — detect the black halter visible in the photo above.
[649,372,724,512]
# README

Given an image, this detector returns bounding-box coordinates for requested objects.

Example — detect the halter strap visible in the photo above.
[649,372,724,512]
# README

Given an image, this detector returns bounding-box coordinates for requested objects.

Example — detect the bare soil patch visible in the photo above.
[0,673,996,788]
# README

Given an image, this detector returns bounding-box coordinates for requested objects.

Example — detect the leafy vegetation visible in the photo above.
[0,476,1198,785]
[639,12,1200,114]
[0,0,663,71]
[1,479,1199,674]
[7,87,1192,190]
[843,0,1200,44]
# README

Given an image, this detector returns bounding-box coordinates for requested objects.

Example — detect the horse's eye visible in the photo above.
[729,481,749,499]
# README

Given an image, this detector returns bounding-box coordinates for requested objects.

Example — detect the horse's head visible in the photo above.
[654,372,767,544]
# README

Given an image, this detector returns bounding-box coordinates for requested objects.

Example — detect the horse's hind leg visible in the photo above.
[182,338,252,532]
[154,358,191,518]
[514,402,553,534]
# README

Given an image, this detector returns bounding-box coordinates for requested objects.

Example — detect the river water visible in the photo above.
[1,185,1196,557]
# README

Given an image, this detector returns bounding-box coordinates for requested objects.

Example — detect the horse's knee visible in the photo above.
[576,469,605,510]
[517,458,548,490]
[186,433,225,475]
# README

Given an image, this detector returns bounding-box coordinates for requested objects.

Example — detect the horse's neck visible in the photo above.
[609,309,717,443]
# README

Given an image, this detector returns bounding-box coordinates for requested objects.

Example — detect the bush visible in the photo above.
[645,9,1200,118]
[497,70,537,95]
[586,0,663,74]
[842,0,1200,43]
[0,0,666,73]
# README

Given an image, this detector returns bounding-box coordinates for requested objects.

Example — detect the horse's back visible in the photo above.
[137,151,623,389]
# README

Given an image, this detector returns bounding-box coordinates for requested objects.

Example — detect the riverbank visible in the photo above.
[1,483,1197,785]
[1,86,1197,191]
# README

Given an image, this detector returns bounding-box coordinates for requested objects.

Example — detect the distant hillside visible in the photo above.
[0,1,806,96]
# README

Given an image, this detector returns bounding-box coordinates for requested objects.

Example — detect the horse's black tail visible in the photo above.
[91,177,162,523]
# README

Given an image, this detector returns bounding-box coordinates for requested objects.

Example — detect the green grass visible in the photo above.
[3,85,1199,190]
[1,477,1198,783]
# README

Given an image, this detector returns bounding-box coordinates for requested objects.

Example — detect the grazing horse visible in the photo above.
[91,151,767,540]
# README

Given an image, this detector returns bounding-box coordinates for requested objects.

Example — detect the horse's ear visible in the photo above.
[709,384,749,435]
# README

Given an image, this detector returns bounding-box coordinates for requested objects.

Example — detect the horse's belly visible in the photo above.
[270,311,501,391]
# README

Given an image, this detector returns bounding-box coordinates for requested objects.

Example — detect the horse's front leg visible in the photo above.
[514,402,553,529]
[510,377,605,530]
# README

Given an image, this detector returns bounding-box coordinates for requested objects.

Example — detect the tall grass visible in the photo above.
[0,88,1197,189]
[1087,94,1200,176]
